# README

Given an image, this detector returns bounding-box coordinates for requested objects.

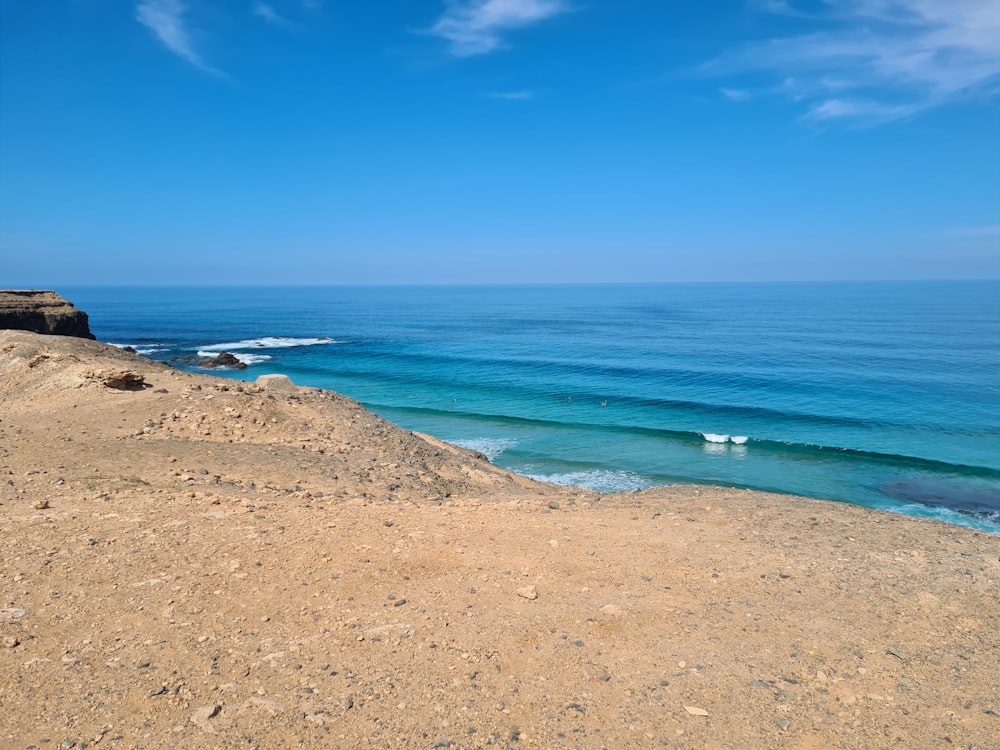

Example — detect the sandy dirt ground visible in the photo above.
[1,330,997,750]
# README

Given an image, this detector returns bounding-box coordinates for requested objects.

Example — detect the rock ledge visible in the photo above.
[0,290,95,339]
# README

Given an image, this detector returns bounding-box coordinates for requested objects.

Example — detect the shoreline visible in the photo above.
[1,329,997,748]
[63,283,1000,534]
[90,346,1000,535]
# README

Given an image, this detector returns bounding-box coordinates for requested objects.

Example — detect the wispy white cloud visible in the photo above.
[804,97,919,123]
[706,0,1000,124]
[720,87,752,102]
[135,0,222,74]
[254,1,293,28]
[485,89,535,100]
[750,0,810,16]
[429,0,572,57]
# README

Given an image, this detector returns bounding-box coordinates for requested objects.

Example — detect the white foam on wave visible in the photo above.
[453,438,517,461]
[109,343,163,356]
[889,502,1000,535]
[197,336,334,352]
[234,352,272,365]
[525,469,649,494]
[702,433,750,445]
[196,350,273,365]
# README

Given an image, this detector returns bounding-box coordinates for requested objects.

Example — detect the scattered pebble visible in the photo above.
[516,585,538,600]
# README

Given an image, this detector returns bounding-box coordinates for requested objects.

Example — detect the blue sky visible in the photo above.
[1,0,998,285]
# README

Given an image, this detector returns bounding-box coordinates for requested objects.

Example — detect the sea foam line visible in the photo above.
[524,469,650,494]
[109,343,164,356]
[452,438,518,461]
[196,350,273,365]
[197,336,335,352]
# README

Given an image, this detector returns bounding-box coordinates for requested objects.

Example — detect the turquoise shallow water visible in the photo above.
[65,283,1000,533]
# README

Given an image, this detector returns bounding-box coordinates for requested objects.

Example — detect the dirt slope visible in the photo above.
[1,330,997,750]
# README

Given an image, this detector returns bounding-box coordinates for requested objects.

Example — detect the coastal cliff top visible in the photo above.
[0,289,81,312]
[0,290,94,338]
[0,329,997,749]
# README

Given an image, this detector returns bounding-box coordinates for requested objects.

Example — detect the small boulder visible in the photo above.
[516,585,538,600]
[256,374,296,392]
[83,369,149,391]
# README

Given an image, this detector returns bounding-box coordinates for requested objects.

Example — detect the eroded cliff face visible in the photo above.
[0,290,95,339]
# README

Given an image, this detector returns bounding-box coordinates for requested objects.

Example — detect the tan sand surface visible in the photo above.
[1,330,997,749]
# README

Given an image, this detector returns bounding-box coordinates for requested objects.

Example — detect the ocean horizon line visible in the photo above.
[37,278,1000,290]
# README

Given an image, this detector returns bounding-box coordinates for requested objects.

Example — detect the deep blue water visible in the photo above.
[65,283,1000,533]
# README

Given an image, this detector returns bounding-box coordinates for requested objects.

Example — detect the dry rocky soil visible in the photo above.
[1,330,997,749]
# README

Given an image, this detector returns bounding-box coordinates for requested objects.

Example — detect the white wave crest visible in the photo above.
[703,433,750,445]
[235,352,272,365]
[525,469,649,494]
[196,350,273,365]
[197,336,334,352]
[109,343,163,356]
[890,502,1000,535]
[453,438,517,461]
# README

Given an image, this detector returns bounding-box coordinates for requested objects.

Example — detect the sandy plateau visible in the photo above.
[0,329,997,749]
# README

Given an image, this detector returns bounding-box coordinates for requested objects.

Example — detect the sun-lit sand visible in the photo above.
[1,329,997,749]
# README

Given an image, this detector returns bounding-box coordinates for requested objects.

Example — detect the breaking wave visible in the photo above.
[524,469,650,494]
[109,343,164,356]
[197,336,335,352]
[702,433,749,445]
[196,350,272,366]
[452,437,518,461]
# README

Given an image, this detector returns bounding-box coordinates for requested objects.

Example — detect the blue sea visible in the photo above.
[65,283,1000,534]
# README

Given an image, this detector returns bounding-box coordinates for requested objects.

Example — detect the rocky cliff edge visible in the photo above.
[0,290,95,339]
